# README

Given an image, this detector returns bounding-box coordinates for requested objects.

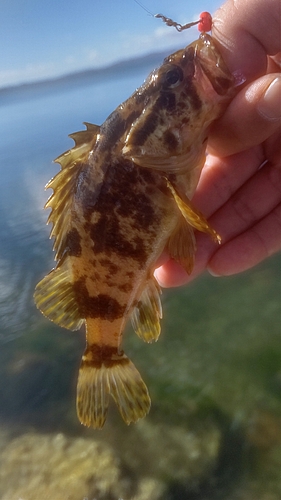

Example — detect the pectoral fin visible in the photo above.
[34,260,83,331]
[167,219,196,274]
[131,278,162,343]
[166,179,221,244]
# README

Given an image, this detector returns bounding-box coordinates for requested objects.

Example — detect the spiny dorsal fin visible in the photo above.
[34,259,84,330]
[166,179,222,244]
[68,122,100,148]
[131,277,162,343]
[76,352,150,428]
[167,218,196,274]
[55,122,100,169]
[45,122,100,261]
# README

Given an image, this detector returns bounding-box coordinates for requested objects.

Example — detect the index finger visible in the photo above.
[212,0,281,80]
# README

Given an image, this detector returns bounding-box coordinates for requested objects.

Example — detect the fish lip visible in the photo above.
[193,33,234,96]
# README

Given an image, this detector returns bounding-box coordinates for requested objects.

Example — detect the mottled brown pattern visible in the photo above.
[104,276,116,286]
[163,130,179,153]
[75,173,102,222]
[183,85,202,111]
[89,216,149,264]
[98,259,119,275]
[35,31,236,428]
[79,159,161,267]
[88,271,100,282]
[126,271,135,279]
[82,343,127,368]
[73,278,126,320]
[181,47,195,74]
[129,111,159,147]
[129,90,177,148]
[98,109,140,152]
[155,91,176,112]
[65,228,82,257]
[209,75,234,95]
[118,282,133,293]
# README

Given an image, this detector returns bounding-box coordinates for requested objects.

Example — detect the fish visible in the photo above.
[34,32,235,429]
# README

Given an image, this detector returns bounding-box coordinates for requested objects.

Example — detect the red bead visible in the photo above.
[198,11,212,32]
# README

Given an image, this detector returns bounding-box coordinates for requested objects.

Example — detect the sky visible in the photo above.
[1,0,221,88]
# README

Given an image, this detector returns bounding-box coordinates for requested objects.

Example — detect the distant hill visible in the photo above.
[0,48,180,106]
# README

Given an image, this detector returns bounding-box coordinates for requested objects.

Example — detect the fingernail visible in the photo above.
[207,267,221,277]
[257,76,281,121]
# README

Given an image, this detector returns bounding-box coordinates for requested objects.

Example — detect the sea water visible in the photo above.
[0,61,280,499]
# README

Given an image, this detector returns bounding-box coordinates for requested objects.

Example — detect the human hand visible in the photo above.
[155,0,281,287]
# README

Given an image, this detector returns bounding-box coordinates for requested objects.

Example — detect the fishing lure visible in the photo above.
[134,1,212,33]
[155,10,212,33]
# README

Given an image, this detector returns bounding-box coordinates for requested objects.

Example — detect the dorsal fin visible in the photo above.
[45,122,100,261]
[68,122,100,149]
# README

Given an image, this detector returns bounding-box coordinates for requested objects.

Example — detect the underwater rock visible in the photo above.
[0,429,171,500]
[0,432,122,500]
[116,418,222,484]
[245,408,281,450]
[0,418,222,500]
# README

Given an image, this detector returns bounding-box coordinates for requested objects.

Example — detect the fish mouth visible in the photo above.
[194,33,234,96]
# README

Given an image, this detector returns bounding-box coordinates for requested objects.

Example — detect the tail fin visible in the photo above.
[76,350,151,429]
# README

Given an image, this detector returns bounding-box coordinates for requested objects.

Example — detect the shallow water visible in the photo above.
[0,61,280,500]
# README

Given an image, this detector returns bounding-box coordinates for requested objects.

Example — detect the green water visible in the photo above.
[0,66,280,499]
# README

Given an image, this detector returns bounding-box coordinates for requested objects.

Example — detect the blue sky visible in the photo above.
[1,0,220,88]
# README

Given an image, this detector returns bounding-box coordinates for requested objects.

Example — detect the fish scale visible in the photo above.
[34,32,235,428]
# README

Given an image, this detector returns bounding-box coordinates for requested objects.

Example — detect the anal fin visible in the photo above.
[76,351,150,428]
[34,261,83,331]
[131,278,162,343]
[166,179,221,244]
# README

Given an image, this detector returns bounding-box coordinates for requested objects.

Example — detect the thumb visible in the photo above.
[208,74,281,157]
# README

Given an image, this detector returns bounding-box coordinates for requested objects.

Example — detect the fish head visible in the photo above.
[122,33,235,173]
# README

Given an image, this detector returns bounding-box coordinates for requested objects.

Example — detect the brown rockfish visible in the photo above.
[34,33,235,428]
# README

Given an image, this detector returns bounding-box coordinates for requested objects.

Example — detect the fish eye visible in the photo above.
[164,66,183,88]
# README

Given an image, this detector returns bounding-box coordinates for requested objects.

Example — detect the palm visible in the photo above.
[155,0,281,288]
